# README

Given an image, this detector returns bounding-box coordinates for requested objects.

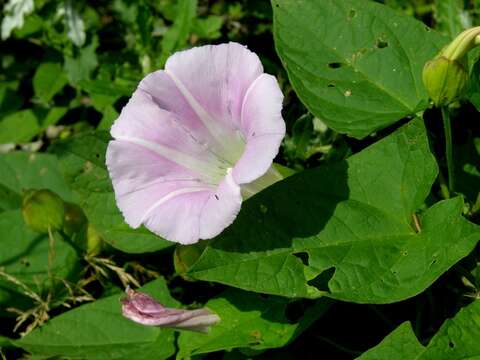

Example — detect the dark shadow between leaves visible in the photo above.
[208,160,349,253]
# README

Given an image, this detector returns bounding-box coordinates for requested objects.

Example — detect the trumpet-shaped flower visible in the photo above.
[106,42,285,244]
[121,288,220,333]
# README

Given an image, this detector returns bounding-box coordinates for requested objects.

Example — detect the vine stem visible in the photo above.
[441,106,455,193]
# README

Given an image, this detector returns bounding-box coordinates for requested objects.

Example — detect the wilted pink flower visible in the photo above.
[106,42,285,244]
[121,288,220,333]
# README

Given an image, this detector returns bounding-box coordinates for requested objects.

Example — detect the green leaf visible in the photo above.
[38,106,68,130]
[159,0,197,65]
[64,38,99,85]
[32,63,68,103]
[358,300,480,359]
[192,16,223,40]
[0,210,79,305]
[272,0,446,138]
[15,278,177,360]
[51,132,173,253]
[434,0,469,39]
[177,289,331,359]
[0,152,72,212]
[0,110,40,144]
[184,118,480,303]
[1,0,34,40]
[357,322,424,359]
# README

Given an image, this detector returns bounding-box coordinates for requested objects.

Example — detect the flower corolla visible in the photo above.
[106,42,285,244]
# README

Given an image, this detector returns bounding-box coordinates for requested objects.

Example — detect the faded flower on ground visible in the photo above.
[106,42,285,244]
[121,288,220,333]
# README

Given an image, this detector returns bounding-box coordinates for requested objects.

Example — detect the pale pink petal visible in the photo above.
[165,42,263,131]
[111,89,216,163]
[137,70,214,146]
[106,140,211,231]
[142,190,211,245]
[233,74,285,184]
[199,169,242,239]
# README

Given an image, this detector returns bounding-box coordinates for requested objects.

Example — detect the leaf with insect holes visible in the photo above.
[272,0,447,138]
[182,118,480,303]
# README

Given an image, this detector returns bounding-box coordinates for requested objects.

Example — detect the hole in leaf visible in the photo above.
[348,9,356,20]
[21,259,30,267]
[425,26,431,32]
[449,341,455,348]
[328,62,342,69]
[327,83,335,88]
[285,300,307,323]
[307,267,335,292]
[431,259,437,266]
[376,39,388,49]
[293,252,309,266]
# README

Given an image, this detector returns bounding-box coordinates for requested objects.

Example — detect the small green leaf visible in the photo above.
[434,0,469,39]
[15,278,177,360]
[64,38,99,85]
[185,118,480,303]
[159,0,197,65]
[177,289,331,358]
[0,110,40,144]
[272,0,447,138]
[52,132,173,253]
[32,63,68,103]
[192,16,223,40]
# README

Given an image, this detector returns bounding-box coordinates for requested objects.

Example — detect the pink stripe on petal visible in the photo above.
[142,190,212,245]
[165,42,263,131]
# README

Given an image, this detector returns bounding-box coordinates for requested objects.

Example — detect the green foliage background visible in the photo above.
[1,0,480,359]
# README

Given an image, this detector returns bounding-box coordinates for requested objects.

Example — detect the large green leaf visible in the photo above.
[272,0,446,138]
[0,210,79,307]
[183,118,480,303]
[0,152,72,212]
[52,132,173,253]
[358,300,480,359]
[16,278,176,360]
[177,290,331,359]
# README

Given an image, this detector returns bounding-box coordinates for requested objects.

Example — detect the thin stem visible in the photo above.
[441,106,455,193]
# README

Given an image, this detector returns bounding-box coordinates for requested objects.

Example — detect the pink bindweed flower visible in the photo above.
[106,42,285,244]
[121,287,220,333]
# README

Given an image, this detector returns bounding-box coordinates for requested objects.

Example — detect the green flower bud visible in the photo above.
[22,189,65,233]
[63,202,88,237]
[423,26,480,106]
[422,56,468,106]
[86,224,102,256]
